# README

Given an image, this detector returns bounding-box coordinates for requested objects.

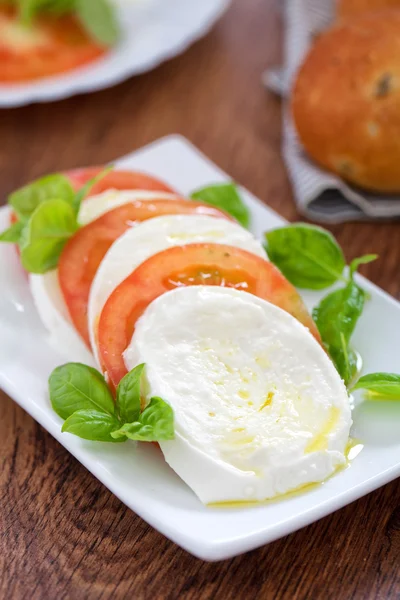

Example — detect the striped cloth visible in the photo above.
[267,0,400,224]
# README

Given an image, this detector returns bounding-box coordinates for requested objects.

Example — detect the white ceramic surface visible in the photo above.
[0,0,230,108]
[1,135,400,561]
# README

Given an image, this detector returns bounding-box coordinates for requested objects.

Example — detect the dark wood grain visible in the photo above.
[1,1,400,598]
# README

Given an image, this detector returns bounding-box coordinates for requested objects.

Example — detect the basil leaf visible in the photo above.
[49,363,115,420]
[191,183,250,228]
[62,409,123,442]
[0,220,25,244]
[9,174,75,220]
[330,338,359,388]
[19,0,37,22]
[111,397,174,442]
[265,224,346,289]
[76,0,119,46]
[116,364,145,424]
[73,166,112,215]
[313,281,365,383]
[349,254,378,279]
[352,373,400,398]
[18,0,82,22]
[20,199,78,273]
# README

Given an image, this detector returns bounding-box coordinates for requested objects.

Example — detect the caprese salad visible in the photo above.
[0,0,118,83]
[1,166,399,506]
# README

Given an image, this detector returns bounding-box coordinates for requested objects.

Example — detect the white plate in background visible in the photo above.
[1,135,400,561]
[0,0,230,108]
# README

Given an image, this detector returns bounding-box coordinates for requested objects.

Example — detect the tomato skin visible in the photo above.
[0,7,107,83]
[58,201,233,348]
[98,243,322,389]
[66,168,175,196]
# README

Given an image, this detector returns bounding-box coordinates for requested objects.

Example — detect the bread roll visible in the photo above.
[292,12,400,193]
[337,0,400,21]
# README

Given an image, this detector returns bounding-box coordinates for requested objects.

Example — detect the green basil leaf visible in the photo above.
[313,281,365,383]
[351,373,400,398]
[49,363,115,420]
[76,0,119,46]
[9,174,75,220]
[62,409,123,442]
[349,254,378,279]
[111,397,174,442]
[116,364,145,424]
[73,165,112,214]
[19,0,77,21]
[329,337,359,388]
[0,220,25,244]
[264,224,346,289]
[20,198,78,273]
[191,183,250,228]
[19,0,37,22]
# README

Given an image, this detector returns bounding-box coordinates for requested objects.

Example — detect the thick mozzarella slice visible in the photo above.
[88,214,267,363]
[30,271,95,364]
[78,189,180,225]
[30,189,179,362]
[124,286,351,505]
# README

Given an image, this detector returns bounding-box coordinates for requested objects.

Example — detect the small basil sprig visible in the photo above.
[16,0,119,46]
[0,221,25,243]
[264,223,377,290]
[351,373,400,399]
[264,223,379,384]
[0,167,110,273]
[264,224,346,289]
[9,173,75,221]
[20,199,79,273]
[49,362,174,443]
[191,183,250,228]
[313,280,365,384]
[76,0,119,46]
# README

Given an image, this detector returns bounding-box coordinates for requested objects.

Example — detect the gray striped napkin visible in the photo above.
[267,0,400,224]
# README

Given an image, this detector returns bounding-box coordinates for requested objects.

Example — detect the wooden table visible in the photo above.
[1,1,400,598]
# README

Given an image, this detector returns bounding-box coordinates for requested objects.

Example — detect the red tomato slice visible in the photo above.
[66,168,175,196]
[97,243,322,389]
[0,7,107,83]
[59,200,233,348]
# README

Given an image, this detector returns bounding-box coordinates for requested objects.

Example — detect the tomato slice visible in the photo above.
[98,243,322,388]
[59,200,233,348]
[0,7,107,83]
[66,168,175,196]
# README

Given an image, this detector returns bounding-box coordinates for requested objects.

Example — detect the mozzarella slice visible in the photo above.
[78,189,180,225]
[124,286,351,505]
[30,189,180,363]
[30,271,95,365]
[88,214,267,363]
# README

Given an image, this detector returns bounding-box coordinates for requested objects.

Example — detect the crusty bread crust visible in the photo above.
[337,0,400,21]
[292,11,400,193]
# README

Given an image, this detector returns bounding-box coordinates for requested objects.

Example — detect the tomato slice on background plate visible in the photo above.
[66,168,175,196]
[97,243,321,389]
[0,7,107,83]
[59,200,233,348]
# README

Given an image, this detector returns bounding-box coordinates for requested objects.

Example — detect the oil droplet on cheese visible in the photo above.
[255,355,270,369]
[305,406,341,453]
[259,391,274,411]
[167,230,225,242]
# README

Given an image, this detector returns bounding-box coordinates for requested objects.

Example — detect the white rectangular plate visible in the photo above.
[1,135,400,561]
